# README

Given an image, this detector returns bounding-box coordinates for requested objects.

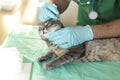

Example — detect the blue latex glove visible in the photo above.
[38,3,59,22]
[48,25,94,48]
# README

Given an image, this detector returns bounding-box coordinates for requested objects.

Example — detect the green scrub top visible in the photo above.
[73,0,120,26]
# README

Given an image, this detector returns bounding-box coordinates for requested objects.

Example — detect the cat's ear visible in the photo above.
[38,22,45,29]
[38,26,42,32]
[38,22,43,32]
[38,24,41,31]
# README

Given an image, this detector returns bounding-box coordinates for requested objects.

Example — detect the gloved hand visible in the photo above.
[48,25,94,48]
[38,3,59,22]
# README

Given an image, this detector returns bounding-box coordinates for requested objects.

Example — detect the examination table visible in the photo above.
[2,25,120,80]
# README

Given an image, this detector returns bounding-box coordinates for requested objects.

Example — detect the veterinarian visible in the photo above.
[39,0,120,48]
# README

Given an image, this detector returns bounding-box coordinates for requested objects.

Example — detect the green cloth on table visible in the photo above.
[31,62,120,80]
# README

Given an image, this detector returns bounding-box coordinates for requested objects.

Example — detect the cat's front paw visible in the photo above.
[43,62,55,70]
[38,56,48,62]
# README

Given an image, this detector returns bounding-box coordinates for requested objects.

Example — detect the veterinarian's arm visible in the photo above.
[49,0,71,13]
[91,19,120,39]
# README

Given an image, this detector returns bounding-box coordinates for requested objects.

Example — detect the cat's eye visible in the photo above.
[43,29,49,33]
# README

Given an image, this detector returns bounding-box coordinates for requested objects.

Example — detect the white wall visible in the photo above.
[60,1,78,26]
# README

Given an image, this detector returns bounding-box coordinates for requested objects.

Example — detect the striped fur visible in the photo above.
[38,20,120,70]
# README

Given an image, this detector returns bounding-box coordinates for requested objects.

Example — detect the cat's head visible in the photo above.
[38,19,64,40]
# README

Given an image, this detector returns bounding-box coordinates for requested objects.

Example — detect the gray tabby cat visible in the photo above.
[38,20,120,70]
